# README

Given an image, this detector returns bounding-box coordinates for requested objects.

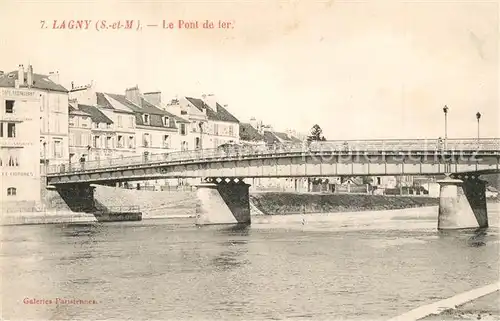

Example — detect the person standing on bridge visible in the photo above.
[437,137,444,152]
[79,155,86,171]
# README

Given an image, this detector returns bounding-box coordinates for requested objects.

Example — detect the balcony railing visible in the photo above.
[46,138,500,175]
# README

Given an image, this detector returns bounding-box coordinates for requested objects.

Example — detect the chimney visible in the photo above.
[69,98,78,109]
[27,65,33,87]
[143,91,162,106]
[18,64,25,85]
[125,85,141,106]
[48,71,60,84]
[249,117,258,129]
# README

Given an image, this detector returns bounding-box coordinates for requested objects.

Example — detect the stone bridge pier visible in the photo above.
[437,174,488,230]
[195,178,251,226]
[48,183,96,212]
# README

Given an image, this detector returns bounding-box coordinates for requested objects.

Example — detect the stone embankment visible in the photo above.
[94,185,198,219]
[250,192,440,215]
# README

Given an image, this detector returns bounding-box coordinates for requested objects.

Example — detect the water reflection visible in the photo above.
[437,227,496,248]
[1,206,499,320]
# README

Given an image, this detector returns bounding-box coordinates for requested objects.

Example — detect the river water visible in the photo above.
[1,204,499,320]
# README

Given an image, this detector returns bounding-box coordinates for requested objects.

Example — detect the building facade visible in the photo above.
[0,87,42,202]
[70,84,138,159]
[175,95,240,149]
[68,102,92,164]
[0,64,68,205]
[77,104,116,163]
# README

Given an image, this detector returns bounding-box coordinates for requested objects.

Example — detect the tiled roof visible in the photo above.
[263,131,280,145]
[68,105,91,116]
[263,130,302,144]
[77,104,113,124]
[274,131,301,142]
[96,92,115,109]
[105,93,178,129]
[0,71,68,93]
[185,97,239,123]
[239,123,264,142]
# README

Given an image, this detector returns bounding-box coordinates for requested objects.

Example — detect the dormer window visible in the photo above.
[162,116,169,127]
[143,114,150,125]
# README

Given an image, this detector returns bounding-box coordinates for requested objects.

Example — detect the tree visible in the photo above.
[307,124,326,142]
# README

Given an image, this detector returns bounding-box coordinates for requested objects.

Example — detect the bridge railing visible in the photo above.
[46,138,500,175]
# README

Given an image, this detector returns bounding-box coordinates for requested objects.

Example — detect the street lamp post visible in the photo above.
[43,141,47,175]
[443,105,449,150]
[199,122,204,150]
[476,112,481,145]
[442,105,450,173]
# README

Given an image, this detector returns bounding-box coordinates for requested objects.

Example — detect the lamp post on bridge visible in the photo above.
[443,105,449,150]
[476,112,481,146]
[199,121,204,150]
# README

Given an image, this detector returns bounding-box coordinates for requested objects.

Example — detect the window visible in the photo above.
[54,140,62,158]
[163,135,169,148]
[195,137,201,149]
[229,125,234,137]
[163,116,169,127]
[117,115,123,128]
[214,124,219,135]
[81,117,88,127]
[129,116,134,128]
[118,135,124,148]
[106,136,112,148]
[180,123,186,136]
[69,116,75,127]
[40,139,44,157]
[143,133,150,147]
[81,134,89,147]
[107,123,111,129]
[69,133,75,146]
[7,187,17,196]
[5,100,14,113]
[143,114,150,125]
[55,118,60,132]
[0,123,3,137]
[93,136,100,148]
[128,136,134,148]
[75,133,82,146]
[181,141,188,151]
[7,123,15,138]
[8,154,19,166]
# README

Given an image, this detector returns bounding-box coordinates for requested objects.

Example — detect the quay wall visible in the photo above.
[93,185,198,219]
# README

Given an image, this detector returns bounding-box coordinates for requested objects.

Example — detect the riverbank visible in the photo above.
[419,290,500,321]
[0,211,97,226]
[250,192,440,215]
[94,186,440,218]
[389,282,500,321]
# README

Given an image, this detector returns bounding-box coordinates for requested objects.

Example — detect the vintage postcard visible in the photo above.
[1,0,499,320]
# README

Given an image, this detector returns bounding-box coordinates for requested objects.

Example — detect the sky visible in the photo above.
[1,0,498,139]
